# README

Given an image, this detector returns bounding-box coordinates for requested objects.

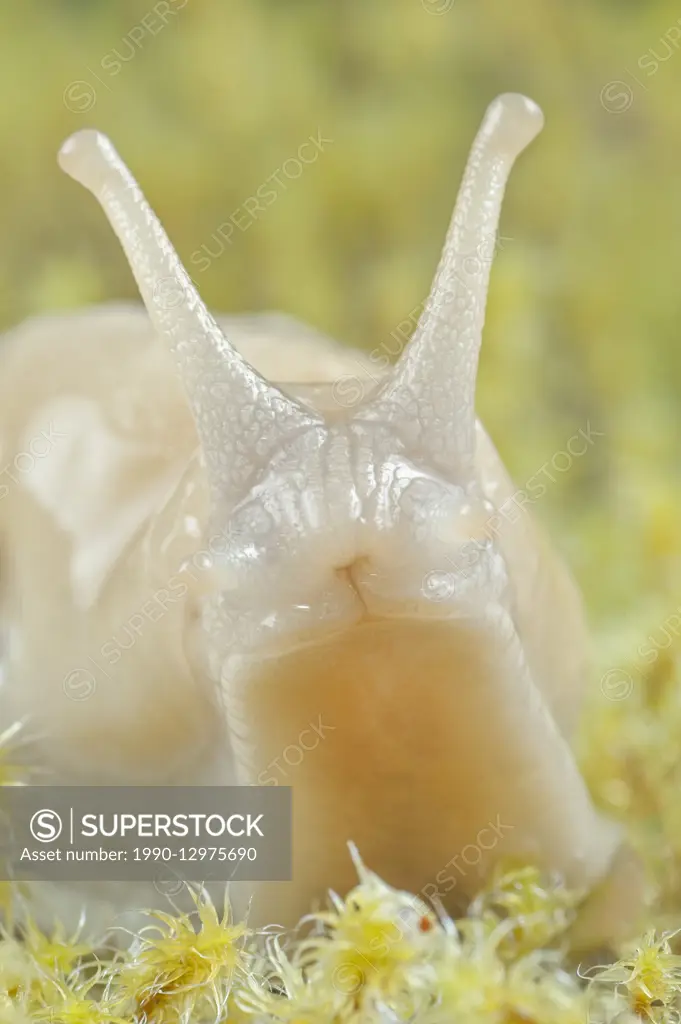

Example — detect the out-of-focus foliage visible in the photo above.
[3,0,681,638]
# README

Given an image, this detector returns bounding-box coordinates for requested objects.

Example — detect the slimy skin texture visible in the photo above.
[0,95,641,939]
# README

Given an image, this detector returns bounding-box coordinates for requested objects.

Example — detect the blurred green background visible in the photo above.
[1,0,680,655]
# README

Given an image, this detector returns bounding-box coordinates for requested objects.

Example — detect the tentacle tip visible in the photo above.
[484,93,544,157]
[58,129,117,190]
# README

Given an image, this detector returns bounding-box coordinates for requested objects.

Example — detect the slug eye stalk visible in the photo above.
[362,94,543,477]
[57,131,320,508]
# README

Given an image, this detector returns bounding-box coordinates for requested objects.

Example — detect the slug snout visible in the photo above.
[202,417,509,663]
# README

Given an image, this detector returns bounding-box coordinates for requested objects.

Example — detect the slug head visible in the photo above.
[58,95,543,671]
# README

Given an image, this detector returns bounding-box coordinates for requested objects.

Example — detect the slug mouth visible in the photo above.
[335,562,379,622]
[334,563,354,584]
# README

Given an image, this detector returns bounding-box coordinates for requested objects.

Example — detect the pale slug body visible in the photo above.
[0,95,643,942]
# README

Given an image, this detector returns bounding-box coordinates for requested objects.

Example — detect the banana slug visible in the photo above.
[0,94,643,941]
